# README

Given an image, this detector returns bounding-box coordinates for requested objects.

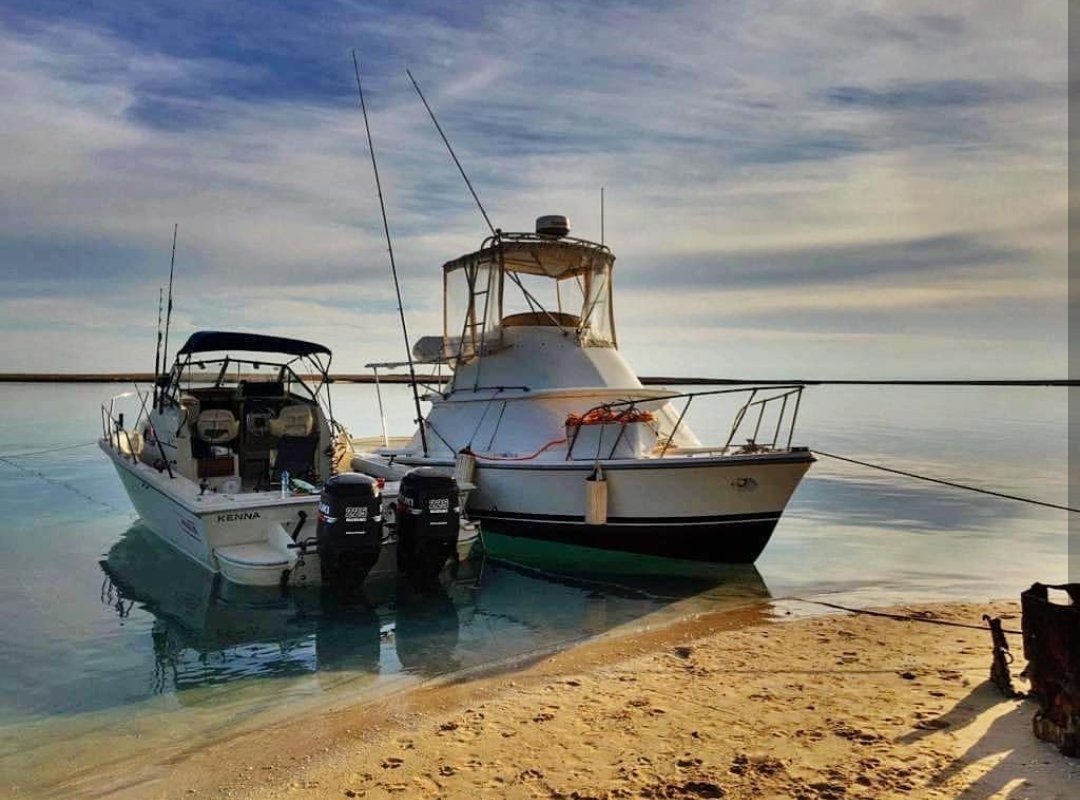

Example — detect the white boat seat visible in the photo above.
[269,404,316,437]
[196,409,239,443]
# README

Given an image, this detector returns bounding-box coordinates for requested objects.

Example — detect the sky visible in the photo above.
[0,1,1067,378]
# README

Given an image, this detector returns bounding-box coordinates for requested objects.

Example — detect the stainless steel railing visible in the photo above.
[564,384,805,461]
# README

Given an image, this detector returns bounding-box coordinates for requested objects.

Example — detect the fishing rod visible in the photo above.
[406,68,550,347]
[160,223,178,413]
[152,287,164,406]
[406,69,497,236]
[352,52,429,456]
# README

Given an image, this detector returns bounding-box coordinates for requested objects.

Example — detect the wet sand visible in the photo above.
[31,599,1079,799]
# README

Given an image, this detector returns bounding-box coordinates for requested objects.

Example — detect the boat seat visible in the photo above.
[196,409,239,443]
[269,404,316,438]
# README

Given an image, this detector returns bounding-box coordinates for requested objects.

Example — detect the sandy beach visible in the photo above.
[40,598,1072,800]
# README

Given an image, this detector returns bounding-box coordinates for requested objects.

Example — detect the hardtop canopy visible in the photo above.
[440,232,618,361]
[177,331,331,359]
[441,234,615,278]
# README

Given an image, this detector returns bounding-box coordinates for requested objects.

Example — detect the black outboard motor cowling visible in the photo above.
[316,473,383,586]
[396,468,459,584]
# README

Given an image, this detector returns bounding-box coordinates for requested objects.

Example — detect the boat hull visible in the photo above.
[405,451,813,565]
[103,441,480,586]
[475,511,779,563]
[105,442,313,572]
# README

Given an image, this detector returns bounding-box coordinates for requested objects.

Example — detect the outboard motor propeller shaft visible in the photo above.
[396,468,460,585]
[316,473,383,587]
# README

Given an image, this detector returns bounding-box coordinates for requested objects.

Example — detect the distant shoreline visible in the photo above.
[0,373,1074,387]
[0,372,434,384]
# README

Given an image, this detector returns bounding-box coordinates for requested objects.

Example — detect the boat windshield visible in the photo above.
[161,353,329,408]
[442,233,616,362]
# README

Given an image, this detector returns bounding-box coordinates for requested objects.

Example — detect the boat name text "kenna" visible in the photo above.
[217,511,262,523]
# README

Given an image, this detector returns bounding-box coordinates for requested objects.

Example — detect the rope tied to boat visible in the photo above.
[475,436,574,462]
[470,437,568,462]
[787,597,1023,635]
[815,450,1078,513]
[0,453,129,513]
[0,440,98,459]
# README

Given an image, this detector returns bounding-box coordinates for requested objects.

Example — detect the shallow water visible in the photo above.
[0,381,1068,793]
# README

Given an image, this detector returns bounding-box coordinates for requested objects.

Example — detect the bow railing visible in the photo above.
[564,384,805,461]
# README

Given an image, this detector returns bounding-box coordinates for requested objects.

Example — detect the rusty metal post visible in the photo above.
[1021,582,1080,757]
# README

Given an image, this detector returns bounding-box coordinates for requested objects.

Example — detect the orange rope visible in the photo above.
[566,408,655,427]
[471,437,567,461]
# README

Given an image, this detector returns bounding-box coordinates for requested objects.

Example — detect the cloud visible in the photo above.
[620,232,1028,291]
[0,1,1067,376]
[823,79,1041,110]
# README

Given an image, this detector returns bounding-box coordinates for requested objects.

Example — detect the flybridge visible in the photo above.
[434,218,618,365]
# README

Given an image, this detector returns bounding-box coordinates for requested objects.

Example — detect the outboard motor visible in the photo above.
[396,468,460,585]
[316,473,383,587]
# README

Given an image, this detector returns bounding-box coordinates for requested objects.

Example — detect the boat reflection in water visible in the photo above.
[99,525,772,697]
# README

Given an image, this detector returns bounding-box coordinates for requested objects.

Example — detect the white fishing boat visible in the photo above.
[358,216,814,564]
[101,331,477,588]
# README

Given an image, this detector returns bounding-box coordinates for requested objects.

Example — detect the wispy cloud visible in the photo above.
[0,1,1066,376]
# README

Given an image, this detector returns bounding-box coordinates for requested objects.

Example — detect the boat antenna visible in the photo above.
[600,186,605,245]
[152,286,164,405]
[352,52,429,456]
[160,223,178,412]
[406,69,497,236]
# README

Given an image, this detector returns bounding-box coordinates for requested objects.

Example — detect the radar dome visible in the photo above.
[535,215,570,238]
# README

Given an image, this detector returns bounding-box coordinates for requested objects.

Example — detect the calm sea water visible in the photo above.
[0,381,1068,794]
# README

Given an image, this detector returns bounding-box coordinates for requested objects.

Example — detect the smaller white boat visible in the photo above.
[101,331,477,588]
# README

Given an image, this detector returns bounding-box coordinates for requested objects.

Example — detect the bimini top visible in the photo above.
[177,331,331,358]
